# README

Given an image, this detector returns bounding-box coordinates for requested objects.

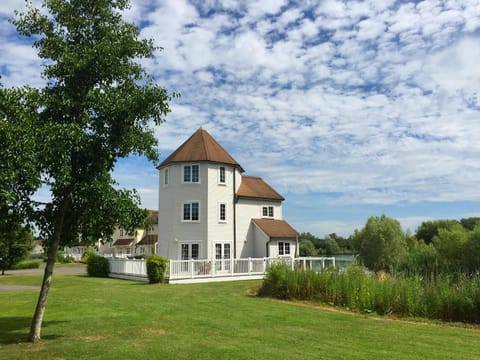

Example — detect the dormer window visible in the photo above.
[183,164,200,183]
[262,205,274,218]
[218,166,226,185]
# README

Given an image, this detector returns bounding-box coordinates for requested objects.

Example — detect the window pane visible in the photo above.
[181,244,189,260]
[183,165,191,182]
[285,242,290,255]
[183,203,190,220]
[192,164,199,182]
[215,244,222,259]
[262,207,268,217]
[268,206,274,217]
[220,203,226,221]
[278,242,284,255]
[219,167,225,183]
[224,243,230,259]
[191,244,199,259]
[191,202,199,221]
[164,168,169,185]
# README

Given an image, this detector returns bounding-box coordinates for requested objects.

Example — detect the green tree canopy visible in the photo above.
[0,214,34,275]
[415,219,460,244]
[432,223,468,272]
[7,0,175,342]
[299,238,316,256]
[352,214,407,272]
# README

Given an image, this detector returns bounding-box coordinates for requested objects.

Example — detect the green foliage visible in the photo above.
[260,266,480,323]
[8,0,175,340]
[353,214,407,272]
[81,248,97,264]
[86,255,110,277]
[432,224,468,272]
[299,239,316,256]
[146,255,167,284]
[0,215,34,275]
[55,250,74,263]
[324,238,341,256]
[398,240,438,279]
[12,260,41,270]
[415,219,460,244]
[460,217,480,231]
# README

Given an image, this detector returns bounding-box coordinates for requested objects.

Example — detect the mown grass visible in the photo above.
[1,273,480,359]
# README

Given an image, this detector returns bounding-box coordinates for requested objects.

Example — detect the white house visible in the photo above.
[157,128,298,263]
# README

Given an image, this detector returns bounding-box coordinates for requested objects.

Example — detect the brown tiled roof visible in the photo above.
[137,235,157,246]
[113,238,134,246]
[252,219,298,239]
[157,128,244,172]
[148,210,158,225]
[236,176,284,201]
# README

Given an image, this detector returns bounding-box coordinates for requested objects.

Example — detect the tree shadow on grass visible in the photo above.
[0,316,66,344]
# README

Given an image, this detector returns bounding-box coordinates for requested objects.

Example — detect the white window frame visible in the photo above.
[164,167,169,186]
[119,228,124,237]
[218,166,226,185]
[218,202,227,223]
[261,205,274,218]
[278,241,291,256]
[182,201,200,222]
[182,164,200,183]
[179,241,201,260]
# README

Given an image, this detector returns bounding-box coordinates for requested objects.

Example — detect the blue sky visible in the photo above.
[2,0,480,237]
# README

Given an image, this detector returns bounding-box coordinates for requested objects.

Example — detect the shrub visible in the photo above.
[55,250,74,263]
[81,248,97,264]
[87,255,110,277]
[12,260,41,270]
[146,255,168,283]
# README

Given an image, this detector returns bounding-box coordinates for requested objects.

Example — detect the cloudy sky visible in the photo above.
[2,0,480,237]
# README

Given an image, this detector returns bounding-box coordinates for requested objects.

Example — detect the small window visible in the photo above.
[183,202,200,222]
[164,168,169,185]
[218,203,226,223]
[279,242,291,256]
[262,206,274,218]
[119,228,124,237]
[183,164,200,183]
[218,166,226,185]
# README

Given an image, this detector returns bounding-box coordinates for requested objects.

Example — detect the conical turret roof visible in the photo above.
[158,128,244,172]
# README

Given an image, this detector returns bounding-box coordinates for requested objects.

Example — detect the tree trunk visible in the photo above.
[28,195,69,342]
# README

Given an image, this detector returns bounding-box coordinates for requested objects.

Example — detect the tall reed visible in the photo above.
[258,264,480,323]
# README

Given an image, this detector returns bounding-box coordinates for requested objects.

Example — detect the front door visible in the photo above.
[215,242,231,272]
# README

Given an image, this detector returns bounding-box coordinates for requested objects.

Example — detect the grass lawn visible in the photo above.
[1,273,479,359]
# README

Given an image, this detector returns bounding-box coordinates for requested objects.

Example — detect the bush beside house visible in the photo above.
[87,255,110,277]
[146,255,167,283]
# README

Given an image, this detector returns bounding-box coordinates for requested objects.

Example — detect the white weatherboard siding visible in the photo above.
[158,163,209,259]
[236,198,282,258]
[207,163,235,259]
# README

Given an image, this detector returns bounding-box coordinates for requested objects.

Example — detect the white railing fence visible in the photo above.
[168,256,336,281]
[109,258,147,281]
[107,256,336,282]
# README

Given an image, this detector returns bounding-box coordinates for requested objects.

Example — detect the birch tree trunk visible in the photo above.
[28,196,69,342]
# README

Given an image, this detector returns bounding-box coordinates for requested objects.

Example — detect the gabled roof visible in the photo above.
[157,128,244,172]
[137,234,157,246]
[113,238,134,246]
[236,176,284,201]
[252,219,298,239]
